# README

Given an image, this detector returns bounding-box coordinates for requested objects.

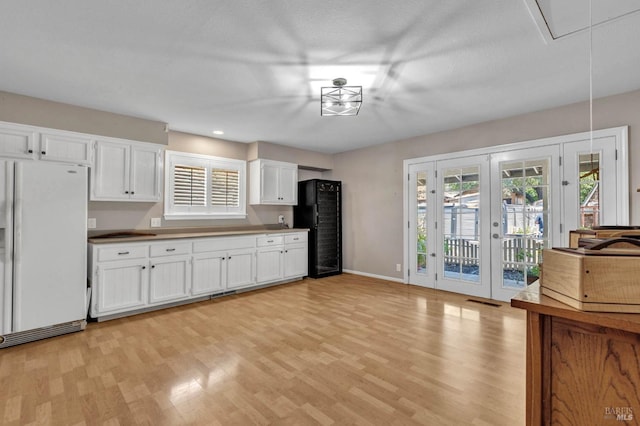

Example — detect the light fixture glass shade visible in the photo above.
[321,84,362,116]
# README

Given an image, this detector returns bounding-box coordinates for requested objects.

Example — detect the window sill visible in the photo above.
[164,213,248,220]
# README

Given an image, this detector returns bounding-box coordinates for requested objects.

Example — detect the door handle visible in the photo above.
[492,234,500,239]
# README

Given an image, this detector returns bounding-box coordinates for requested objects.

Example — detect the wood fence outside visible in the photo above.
[443,237,544,269]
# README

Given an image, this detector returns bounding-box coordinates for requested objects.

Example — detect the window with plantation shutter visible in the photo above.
[164,151,246,219]
[174,165,206,206]
[211,169,239,207]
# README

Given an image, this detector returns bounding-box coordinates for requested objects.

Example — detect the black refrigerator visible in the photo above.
[294,179,342,278]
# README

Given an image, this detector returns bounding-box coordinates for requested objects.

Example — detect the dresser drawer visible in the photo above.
[257,235,284,247]
[149,241,191,257]
[193,236,255,253]
[97,245,148,262]
[285,233,308,244]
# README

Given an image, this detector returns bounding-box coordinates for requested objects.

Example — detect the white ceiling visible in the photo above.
[2,1,640,154]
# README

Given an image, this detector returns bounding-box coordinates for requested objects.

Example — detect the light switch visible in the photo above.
[88,218,97,229]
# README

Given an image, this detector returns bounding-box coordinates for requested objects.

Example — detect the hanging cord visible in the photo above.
[589,0,593,155]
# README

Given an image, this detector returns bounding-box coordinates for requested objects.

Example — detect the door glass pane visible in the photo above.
[578,152,600,229]
[500,159,548,288]
[442,166,480,282]
[416,171,427,274]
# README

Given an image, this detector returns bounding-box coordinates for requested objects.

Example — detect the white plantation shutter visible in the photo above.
[174,165,206,206]
[165,151,246,219]
[211,169,239,207]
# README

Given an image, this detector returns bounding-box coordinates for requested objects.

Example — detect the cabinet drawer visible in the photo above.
[97,245,148,262]
[149,241,191,257]
[257,235,284,247]
[285,233,308,244]
[193,236,255,253]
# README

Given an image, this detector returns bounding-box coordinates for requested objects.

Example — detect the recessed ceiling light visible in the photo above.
[212,130,224,135]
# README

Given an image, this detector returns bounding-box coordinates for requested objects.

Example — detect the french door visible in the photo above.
[435,156,491,298]
[405,127,627,301]
[408,162,435,287]
[563,135,626,239]
[489,146,560,301]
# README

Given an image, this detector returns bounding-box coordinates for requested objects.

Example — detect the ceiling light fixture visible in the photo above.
[321,78,362,116]
[212,130,224,135]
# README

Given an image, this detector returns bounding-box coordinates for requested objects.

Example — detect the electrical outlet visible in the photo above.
[150,217,162,227]
[87,218,97,229]
[396,263,402,272]
[278,215,285,224]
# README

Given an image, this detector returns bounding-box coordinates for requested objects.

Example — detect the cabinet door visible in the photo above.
[226,249,256,289]
[92,141,130,200]
[284,244,308,278]
[279,165,298,204]
[39,133,92,165]
[0,126,36,159]
[95,260,148,315]
[256,246,283,283]
[260,163,281,203]
[192,252,226,295]
[149,256,191,303]
[130,145,162,201]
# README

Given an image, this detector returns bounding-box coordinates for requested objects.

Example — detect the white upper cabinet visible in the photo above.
[0,121,164,201]
[0,123,92,164]
[92,140,163,202]
[0,124,37,160]
[39,132,93,165]
[130,144,162,201]
[249,159,298,205]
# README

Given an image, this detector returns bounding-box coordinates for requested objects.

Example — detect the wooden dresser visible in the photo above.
[511,282,640,425]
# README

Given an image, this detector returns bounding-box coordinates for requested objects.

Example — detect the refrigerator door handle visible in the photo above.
[2,162,15,334]
[12,163,24,331]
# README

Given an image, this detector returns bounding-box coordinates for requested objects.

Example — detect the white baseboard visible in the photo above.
[342,269,406,284]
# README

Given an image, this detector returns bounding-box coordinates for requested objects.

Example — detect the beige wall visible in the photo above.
[249,141,333,170]
[327,89,640,279]
[0,91,168,144]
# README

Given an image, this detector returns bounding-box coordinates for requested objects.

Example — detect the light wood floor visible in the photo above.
[0,274,526,425]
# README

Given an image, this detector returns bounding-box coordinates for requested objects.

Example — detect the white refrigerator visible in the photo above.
[1,160,88,348]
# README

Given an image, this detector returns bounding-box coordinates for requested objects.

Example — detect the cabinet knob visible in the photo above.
[222,257,226,260]
[28,149,33,154]
[41,151,46,155]
[228,256,231,260]
[131,191,135,195]
[124,191,129,194]
[151,265,155,269]
[142,266,146,270]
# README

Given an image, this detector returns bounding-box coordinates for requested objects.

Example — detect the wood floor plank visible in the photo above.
[0,274,526,425]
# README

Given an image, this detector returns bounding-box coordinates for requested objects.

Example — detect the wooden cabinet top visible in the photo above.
[511,281,640,334]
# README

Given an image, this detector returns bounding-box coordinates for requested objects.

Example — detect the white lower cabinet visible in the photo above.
[284,244,308,278]
[256,232,309,284]
[256,246,284,283]
[89,231,307,320]
[226,249,256,289]
[192,252,226,295]
[149,255,191,304]
[95,258,148,315]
